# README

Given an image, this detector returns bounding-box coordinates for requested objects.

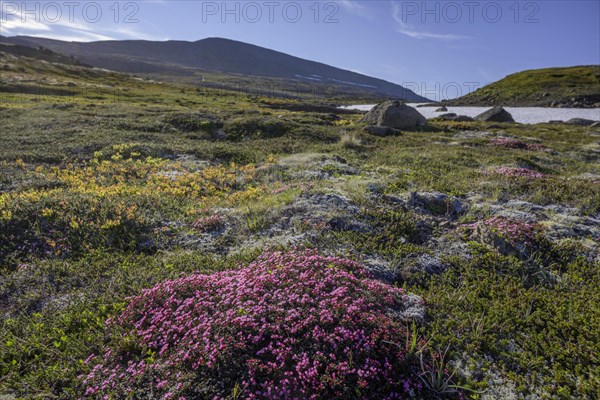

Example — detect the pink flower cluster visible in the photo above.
[191,215,225,232]
[489,138,550,152]
[82,251,428,399]
[467,216,542,246]
[493,167,545,179]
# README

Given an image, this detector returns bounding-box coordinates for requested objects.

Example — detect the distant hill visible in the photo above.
[0,42,88,67]
[443,66,600,108]
[1,35,429,102]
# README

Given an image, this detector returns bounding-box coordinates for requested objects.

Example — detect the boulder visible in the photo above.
[474,106,515,123]
[362,100,427,130]
[565,118,596,126]
[435,106,448,112]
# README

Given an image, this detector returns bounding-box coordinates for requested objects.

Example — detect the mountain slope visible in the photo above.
[1,36,429,102]
[0,42,89,67]
[443,65,600,108]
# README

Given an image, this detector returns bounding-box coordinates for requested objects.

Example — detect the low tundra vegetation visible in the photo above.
[1,52,599,399]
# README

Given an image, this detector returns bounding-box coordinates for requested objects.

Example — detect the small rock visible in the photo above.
[474,106,515,123]
[362,256,398,283]
[437,113,457,120]
[363,125,402,136]
[409,191,466,217]
[408,254,447,275]
[435,106,448,112]
[328,216,365,232]
[365,182,386,194]
[565,118,596,126]
[453,115,474,122]
[398,253,450,286]
[391,293,426,323]
[436,113,473,122]
[333,155,347,164]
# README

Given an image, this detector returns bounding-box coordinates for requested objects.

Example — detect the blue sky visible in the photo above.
[1,1,599,99]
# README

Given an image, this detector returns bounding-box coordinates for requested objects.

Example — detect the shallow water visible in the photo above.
[341,104,600,124]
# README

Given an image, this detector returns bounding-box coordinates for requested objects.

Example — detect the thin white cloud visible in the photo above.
[26,31,112,42]
[379,63,409,75]
[1,14,51,34]
[391,3,469,41]
[110,26,166,41]
[0,6,166,42]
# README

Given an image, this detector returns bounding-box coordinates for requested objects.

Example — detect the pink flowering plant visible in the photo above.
[465,217,543,256]
[82,250,435,399]
[480,217,541,245]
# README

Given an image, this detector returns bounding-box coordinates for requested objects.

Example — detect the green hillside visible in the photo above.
[2,35,430,102]
[445,65,600,107]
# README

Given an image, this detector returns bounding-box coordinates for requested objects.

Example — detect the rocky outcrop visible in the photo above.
[548,94,600,108]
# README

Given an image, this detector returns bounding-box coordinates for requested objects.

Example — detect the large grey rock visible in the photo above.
[363,100,427,130]
[474,106,515,123]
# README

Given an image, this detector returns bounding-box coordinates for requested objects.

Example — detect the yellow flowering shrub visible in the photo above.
[0,150,262,262]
